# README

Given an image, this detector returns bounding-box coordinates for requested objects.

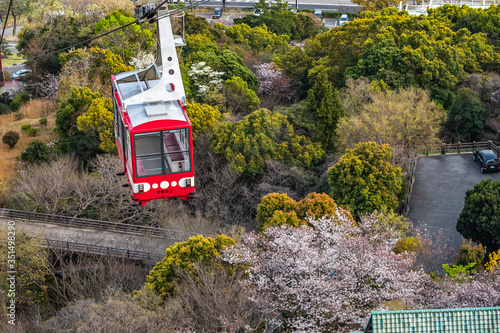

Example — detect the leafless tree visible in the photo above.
[174,263,264,332]
[412,226,456,274]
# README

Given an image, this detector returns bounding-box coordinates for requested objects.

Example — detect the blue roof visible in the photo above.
[364,307,500,333]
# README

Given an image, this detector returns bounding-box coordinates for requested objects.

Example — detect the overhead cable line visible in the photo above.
[28,0,210,61]
[0,0,13,42]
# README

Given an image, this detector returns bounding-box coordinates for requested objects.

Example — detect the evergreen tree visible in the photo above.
[307,72,344,148]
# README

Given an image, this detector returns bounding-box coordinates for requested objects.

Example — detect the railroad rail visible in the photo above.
[0,208,197,240]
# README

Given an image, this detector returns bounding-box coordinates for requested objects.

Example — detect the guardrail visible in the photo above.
[416,141,500,156]
[0,208,197,240]
[37,237,164,262]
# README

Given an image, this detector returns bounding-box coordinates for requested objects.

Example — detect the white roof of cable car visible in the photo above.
[116,80,187,128]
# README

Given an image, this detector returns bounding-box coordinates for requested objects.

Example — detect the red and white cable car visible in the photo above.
[111,8,194,206]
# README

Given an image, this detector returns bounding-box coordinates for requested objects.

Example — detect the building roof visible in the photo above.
[362,307,500,333]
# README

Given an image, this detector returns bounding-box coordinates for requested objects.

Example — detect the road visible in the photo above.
[408,153,500,248]
[201,0,359,12]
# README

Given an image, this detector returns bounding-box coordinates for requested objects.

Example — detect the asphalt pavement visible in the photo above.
[408,153,500,249]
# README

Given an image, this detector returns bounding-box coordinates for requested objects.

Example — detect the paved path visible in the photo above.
[0,218,179,258]
[408,153,500,248]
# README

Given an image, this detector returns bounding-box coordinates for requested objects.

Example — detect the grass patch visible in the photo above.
[2,55,25,68]
[0,99,57,191]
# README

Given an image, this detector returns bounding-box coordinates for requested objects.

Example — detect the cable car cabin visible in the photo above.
[111,9,194,206]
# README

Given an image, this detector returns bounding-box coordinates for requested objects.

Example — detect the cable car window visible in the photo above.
[163,128,191,173]
[135,131,162,177]
[134,128,191,177]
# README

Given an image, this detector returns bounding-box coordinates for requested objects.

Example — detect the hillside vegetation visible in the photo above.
[1,1,500,331]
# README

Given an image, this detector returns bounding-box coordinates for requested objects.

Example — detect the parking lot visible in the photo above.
[407,153,500,248]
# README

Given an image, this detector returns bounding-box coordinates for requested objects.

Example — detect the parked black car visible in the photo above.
[473,149,500,173]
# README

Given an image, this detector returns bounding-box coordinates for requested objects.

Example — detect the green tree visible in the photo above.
[55,87,101,138]
[455,239,486,268]
[21,140,52,164]
[352,0,398,12]
[94,9,155,63]
[457,179,500,251]
[256,193,299,230]
[58,47,133,98]
[445,88,488,141]
[233,0,321,41]
[140,235,235,301]
[336,87,444,167]
[225,23,290,53]
[256,192,350,230]
[185,102,222,135]
[307,72,344,148]
[2,131,20,148]
[188,44,258,91]
[223,76,260,114]
[210,109,324,175]
[327,142,403,216]
[0,231,50,311]
[295,192,341,220]
[76,96,115,153]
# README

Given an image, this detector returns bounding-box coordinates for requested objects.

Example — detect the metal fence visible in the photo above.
[416,141,500,156]
[0,208,197,240]
[36,237,164,262]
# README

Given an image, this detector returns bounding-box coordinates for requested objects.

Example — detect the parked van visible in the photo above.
[213,7,223,19]
[314,10,323,20]
[339,14,349,26]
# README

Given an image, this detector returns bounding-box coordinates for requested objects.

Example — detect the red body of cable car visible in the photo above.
[111,10,194,206]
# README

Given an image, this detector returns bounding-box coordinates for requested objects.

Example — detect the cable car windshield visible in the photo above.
[134,128,191,177]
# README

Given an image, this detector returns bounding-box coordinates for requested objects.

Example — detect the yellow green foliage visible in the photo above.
[485,250,500,272]
[59,47,133,98]
[257,192,350,230]
[295,192,340,220]
[455,239,486,268]
[327,142,404,216]
[0,231,50,310]
[226,23,290,53]
[185,30,216,54]
[393,236,420,254]
[304,8,499,98]
[336,87,444,160]
[185,102,222,135]
[77,96,115,152]
[223,76,260,114]
[56,87,102,138]
[210,109,324,175]
[141,235,235,301]
[257,193,298,229]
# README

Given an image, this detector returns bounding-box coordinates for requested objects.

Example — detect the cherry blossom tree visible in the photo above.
[223,212,429,332]
[417,269,500,309]
[254,62,296,108]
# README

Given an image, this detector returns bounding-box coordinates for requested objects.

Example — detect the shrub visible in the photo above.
[28,128,37,137]
[21,124,31,133]
[10,91,30,111]
[14,112,23,120]
[21,140,52,164]
[455,239,487,268]
[0,103,11,115]
[39,118,47,129]
[2,131,20,148]
[0,91,11,105]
